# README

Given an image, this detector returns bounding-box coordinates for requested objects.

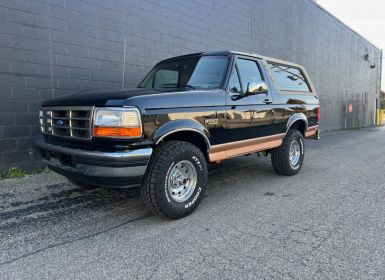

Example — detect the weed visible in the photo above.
[0,166,50,180]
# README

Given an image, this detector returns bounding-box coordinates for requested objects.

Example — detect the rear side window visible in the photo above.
[268,63,310,92]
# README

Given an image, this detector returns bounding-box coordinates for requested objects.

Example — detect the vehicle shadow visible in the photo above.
[0,154,274,265]
[1,154,273,231]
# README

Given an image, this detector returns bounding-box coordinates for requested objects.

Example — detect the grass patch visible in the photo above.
[0,166,50,180]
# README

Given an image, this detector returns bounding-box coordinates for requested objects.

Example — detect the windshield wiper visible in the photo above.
[182,84,196,90]
[159,83,196,90]
[160,83,179,88]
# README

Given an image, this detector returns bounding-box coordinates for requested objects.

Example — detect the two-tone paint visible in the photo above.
[41,51,320,165]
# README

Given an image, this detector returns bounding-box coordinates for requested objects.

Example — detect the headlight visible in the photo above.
[93,107,142,138]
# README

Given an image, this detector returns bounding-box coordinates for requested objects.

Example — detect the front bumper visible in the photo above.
[35,138,152,188]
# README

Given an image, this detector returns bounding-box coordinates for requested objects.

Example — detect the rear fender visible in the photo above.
[286,113,308,135]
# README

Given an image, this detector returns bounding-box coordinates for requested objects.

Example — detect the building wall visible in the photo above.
[0,0,381,171]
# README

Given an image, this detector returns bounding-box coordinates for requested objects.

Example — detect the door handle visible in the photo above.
[263,99,273,104]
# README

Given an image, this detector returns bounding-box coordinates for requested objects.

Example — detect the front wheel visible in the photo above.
[271,129,305,176]
[141,141,208,219]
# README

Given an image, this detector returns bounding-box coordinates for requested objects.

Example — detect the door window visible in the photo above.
[236,59,264,93]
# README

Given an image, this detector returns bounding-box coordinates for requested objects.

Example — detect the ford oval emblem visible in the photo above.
[56,120,64,126]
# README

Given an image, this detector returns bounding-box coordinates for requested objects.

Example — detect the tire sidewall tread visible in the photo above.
[142,140,208,219]
[271,129,305,176]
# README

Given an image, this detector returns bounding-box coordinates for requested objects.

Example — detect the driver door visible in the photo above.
[224,57,275,158]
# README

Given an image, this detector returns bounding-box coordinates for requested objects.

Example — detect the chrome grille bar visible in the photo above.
[39,106,94,140]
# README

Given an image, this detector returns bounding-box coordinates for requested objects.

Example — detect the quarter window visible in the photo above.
[268,63,310,92]
[236,59,264,93]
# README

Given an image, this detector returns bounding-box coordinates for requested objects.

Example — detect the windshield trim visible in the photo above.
[137,54,231,90]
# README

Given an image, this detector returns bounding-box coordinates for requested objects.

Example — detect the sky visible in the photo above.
[315,0,384,90]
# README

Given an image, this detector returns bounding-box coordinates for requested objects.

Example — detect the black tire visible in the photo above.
[271,129,305,176]
[142,140,208,219]
[68,178,98,190]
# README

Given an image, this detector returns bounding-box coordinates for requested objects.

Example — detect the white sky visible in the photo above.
[315,0,384,90]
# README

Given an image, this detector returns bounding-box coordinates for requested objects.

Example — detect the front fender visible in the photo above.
[152,119,210,145]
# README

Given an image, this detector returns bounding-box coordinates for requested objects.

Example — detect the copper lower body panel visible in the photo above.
[209,125,319,162]
[305,125,319,138]
[209,133,285,162]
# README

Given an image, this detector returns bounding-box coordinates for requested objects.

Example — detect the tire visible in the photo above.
[271,129,305,176]
[68,178,98,190]
[142,140,208,219]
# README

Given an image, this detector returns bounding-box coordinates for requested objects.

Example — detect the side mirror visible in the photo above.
[246,82,268,95]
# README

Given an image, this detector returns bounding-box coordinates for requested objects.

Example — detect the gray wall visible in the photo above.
[0,0,382,171]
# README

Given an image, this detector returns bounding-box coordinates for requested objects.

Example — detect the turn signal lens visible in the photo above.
[94,127,142,137]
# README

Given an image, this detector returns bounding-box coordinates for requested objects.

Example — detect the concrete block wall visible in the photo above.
[0,0,381,171]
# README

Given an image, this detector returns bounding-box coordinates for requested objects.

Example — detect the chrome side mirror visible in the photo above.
[246,82,268,95]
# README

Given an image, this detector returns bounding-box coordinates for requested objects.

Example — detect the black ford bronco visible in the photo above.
[36,51,320,219]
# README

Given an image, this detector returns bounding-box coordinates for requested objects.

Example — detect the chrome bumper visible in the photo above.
[35,138,152,187]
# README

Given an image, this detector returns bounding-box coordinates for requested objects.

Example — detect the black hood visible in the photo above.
[41,88,172,107]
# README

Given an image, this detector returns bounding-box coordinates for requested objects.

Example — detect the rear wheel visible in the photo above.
[141,141,208,219]
[271,129,304,176]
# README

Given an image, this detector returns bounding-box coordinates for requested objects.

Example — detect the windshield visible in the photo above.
[138,55,229,90]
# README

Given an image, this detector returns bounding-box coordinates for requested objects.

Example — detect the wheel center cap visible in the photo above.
[167,160,197,203]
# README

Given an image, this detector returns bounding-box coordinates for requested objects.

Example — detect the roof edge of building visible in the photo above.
[308,0,381,52]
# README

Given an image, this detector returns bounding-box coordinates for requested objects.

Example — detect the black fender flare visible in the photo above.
[286,113,308,135]
[152,119,211,150]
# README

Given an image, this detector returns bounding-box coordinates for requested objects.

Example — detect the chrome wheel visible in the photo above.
[289,139,301,168]
[168,160,197,202]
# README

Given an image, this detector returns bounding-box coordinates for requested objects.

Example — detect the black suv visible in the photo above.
[36,51,320,219]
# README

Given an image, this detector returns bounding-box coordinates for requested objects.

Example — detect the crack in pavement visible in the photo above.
[0,214,151,267]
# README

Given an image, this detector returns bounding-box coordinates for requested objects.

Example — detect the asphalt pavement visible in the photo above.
[1,127,385,279]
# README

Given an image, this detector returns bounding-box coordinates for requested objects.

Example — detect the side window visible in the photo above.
[236,59,264,93]
[153,70,179,88]
[268,63,310,92]
[228,66,241,93]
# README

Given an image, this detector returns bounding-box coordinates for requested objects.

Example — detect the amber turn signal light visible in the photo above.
[93,127,142,138]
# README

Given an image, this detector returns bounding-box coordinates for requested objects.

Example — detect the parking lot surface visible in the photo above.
[1,128,385,279]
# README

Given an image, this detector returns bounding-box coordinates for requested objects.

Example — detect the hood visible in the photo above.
[41,88,171,107]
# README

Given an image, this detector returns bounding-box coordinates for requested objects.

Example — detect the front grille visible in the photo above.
[40,106,94,140]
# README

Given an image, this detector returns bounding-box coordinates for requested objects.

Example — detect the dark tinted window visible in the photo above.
[139,56,229,90]
[228,67,241,93]
[236,59,264,92]
[268,63,310,92]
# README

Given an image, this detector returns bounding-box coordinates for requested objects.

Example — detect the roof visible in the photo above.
[160,51,305,69]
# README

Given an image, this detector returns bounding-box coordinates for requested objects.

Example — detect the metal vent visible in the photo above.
[39,107,94,140]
